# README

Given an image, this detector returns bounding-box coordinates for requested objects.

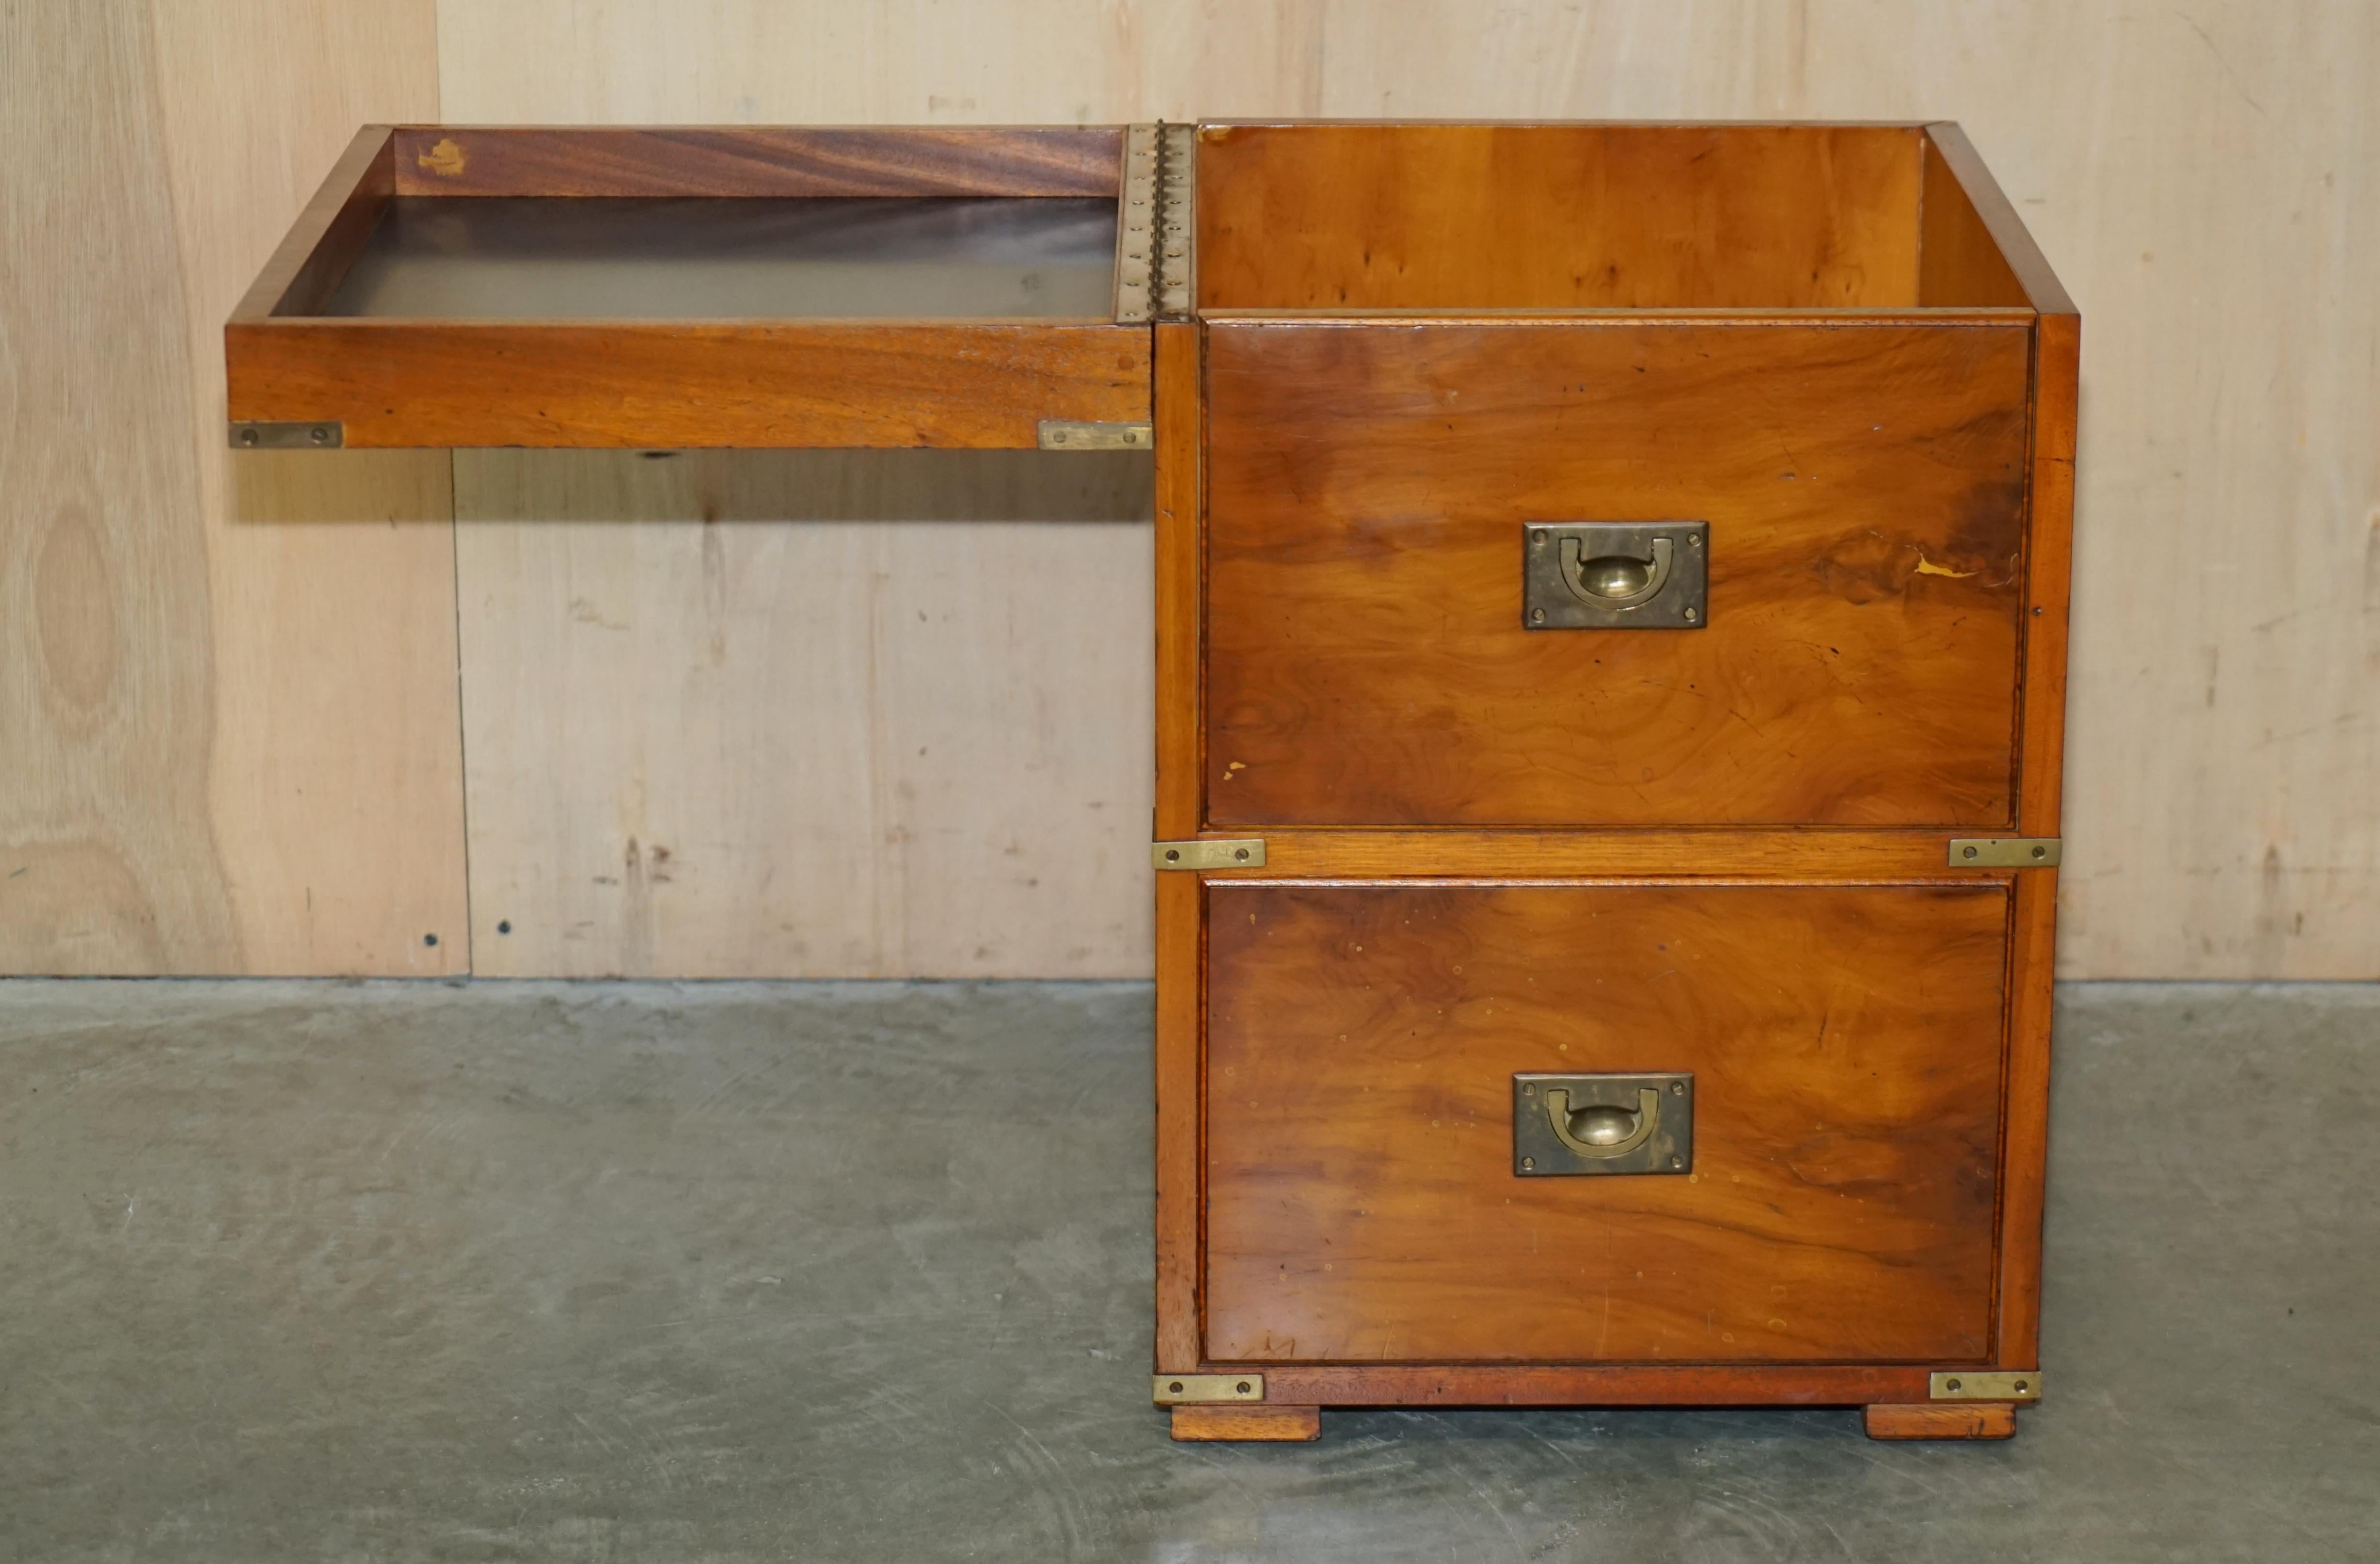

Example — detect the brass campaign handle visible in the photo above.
[1558,534,1673,608]
[1544,1086,1662,1159]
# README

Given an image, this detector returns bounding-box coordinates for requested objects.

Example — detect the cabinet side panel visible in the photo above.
[1153,321,1203,1369]
[1997,312,2079,1364]
[1917,130,2030,306]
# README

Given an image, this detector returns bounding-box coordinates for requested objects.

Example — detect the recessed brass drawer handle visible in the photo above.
[1522,522,1708,630]
[1543,1085,1661,1158]
[1559,535,1672,608]
[1514,1072,1694,1176]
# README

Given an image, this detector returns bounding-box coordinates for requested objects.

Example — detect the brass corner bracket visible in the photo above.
[1151,839,1265,870]
[1153,1373,1263,1404]
[1930,1370,2041,1401]
[1948,837,2061,867]
[230,420,342,449]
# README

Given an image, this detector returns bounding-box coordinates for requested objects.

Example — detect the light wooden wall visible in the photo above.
[6,2,2375,979]
[3,0,465,975]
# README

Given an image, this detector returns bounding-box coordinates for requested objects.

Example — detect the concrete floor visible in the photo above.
[0,980,2373,1563]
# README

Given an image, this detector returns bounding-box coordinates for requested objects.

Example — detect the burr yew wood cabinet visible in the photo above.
[227,120,2078,1444]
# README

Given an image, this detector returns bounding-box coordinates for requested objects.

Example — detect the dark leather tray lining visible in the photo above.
[320,196,1118,319]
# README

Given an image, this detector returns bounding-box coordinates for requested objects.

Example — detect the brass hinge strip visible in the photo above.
[1153,1373,1263,1404]
[1152,838,1266,870]
[1114,124,1158,324]
[1154,122,1194,320]
[230,420,342,449]
[1038,419,1151,451]
[1931,1370,2041,1402]
[1948,837,2062,867]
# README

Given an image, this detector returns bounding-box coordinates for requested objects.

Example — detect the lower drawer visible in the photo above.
[1203,881,2010,1364]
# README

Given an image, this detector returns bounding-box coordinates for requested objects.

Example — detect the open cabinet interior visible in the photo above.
[1192,122,2035,310]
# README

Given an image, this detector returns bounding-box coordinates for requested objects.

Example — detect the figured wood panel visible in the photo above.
[1204,319,2032,828]
[1204,882,2009,1363]
[0,0,461,975]
[390,126,1124,196]
[1196,122,1924,309]
[454,451,1153,977]
[229,322,1150,449]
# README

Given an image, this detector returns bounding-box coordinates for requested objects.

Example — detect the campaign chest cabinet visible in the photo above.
[226,120,2076,1444]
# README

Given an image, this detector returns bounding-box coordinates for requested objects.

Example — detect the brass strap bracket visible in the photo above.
[1151,839,1265,870]
[1037,419,1152,451]
[1931,1370,2041,1402]
[1948,837,2062,867]
[1153,1373,1263,1404]
[230,420,342,449]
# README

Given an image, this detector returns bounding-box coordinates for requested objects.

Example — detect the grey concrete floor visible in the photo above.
[0,979,2374,1563]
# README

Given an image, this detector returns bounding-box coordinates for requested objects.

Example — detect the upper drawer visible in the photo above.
[225,126,1154,448]
[1204,319,2034,829]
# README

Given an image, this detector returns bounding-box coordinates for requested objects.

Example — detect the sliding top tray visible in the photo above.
[226,126,1162,449]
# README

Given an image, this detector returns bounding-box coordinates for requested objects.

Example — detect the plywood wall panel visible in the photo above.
[1,0,463,975]
[454,452,1153,977]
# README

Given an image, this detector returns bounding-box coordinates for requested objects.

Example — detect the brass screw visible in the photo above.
[1233,847,1249,861]
[1963,846,1981,860]
[1521,1084,1535,1096]
[1168,1380,1184,1393]
[1682,608,1698,622]
[2032,846,2048,859]
[1669,1082,1684,1095]
[1531,608,1546,623]
[238,427,259,447]
[1945,1377,1963,1392]
[310,426,330,445]
[1668,1155,1682,1169]
[2015,1378,2030,1393]
[1236,1381,1251,1394]
[1521,1156,1536,1170]
[1165,849,1181,862]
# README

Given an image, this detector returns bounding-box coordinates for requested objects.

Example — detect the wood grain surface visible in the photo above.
[1239,1362,1943,1406]
[1915,126,2030,307]
[391,125,1124,197]
[1202,882,2009,1364]
[1151,323,1206,1368]
[1203,319,2033,828]
[229,321,1150,449]
[1195,123,1924,309]
[1863,1402,2018,1440]
[1167,1404,1322,1441]
[453,448,1153,978]
[1,0,463,975]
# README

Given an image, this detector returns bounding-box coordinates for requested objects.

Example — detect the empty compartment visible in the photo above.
[1192,122,2034,310]
[227,126,1152,448]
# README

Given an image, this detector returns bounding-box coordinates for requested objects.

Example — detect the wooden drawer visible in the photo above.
[1202,881,2009,1364]
[1202,318,2034,829]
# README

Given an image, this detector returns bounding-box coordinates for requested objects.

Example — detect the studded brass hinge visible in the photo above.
[230,420,342,449]
[1931,1370,2041,1401]
[1151,839,1266,870]
[1038,419,1152,451]
[1153,1373,1263,1404]
[1948,837,2062,867]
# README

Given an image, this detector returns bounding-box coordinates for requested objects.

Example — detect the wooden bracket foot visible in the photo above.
[1864,1402,2018,1440]
[1169,1404,1322,1442]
